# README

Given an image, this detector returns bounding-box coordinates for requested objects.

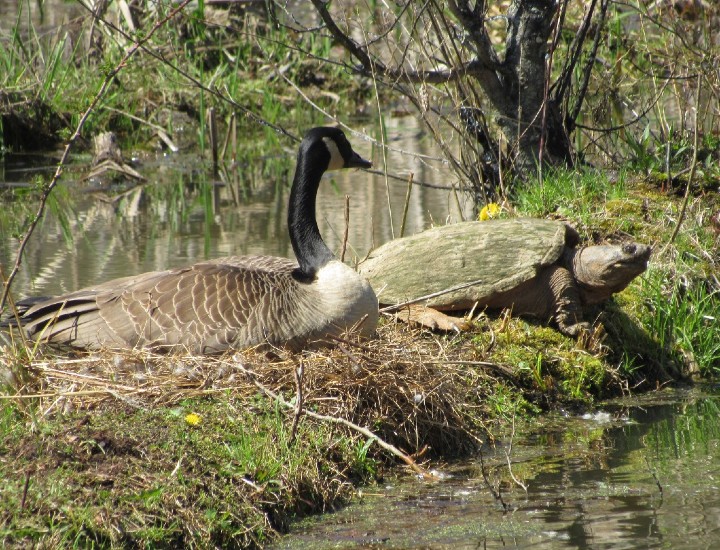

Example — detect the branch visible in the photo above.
[289,359,304,446]
[310,0,496,86]
[378,277,490,314]
[553,0,597,104]
[567,0,610,125]
[309,0,377,71]
[446,0,501,69]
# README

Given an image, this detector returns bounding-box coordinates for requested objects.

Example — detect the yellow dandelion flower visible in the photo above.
[479,202,501,221]
[185,412,202,426]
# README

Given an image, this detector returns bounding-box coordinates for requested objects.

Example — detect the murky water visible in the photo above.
[274,388,720,549]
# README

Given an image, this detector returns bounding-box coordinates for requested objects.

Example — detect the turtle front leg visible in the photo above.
[544,265,591,337]
[393,303,472,332]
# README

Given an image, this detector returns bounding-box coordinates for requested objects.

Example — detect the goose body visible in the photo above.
[10,127,379,353]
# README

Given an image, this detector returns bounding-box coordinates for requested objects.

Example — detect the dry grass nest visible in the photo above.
[1,321,508,459]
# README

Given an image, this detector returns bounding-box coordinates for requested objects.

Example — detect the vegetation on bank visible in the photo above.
[0,0,718,547]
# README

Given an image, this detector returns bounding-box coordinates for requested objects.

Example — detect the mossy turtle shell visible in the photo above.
[359,218,576,310]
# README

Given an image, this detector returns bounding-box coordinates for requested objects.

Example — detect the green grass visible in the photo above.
[0,395,377,548]
[641,272,720,376]
[512,168,628,229]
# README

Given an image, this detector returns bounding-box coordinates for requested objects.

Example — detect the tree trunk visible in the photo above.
[500,0,558,175]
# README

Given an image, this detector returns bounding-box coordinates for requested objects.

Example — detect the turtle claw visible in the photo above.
[558,321,592,338]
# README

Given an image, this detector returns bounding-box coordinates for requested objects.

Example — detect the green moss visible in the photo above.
[483,322,609,404]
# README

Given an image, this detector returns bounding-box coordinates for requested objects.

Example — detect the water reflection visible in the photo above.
[274,389,720,549]
[0,0,85,36]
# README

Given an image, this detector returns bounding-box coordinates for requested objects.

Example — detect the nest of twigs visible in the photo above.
[2,321,506,459]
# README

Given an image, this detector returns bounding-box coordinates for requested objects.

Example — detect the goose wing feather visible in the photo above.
[19,256,328,353]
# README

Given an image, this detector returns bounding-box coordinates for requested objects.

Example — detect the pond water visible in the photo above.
[274,388,720,549]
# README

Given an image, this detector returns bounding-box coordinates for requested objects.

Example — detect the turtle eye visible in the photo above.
[622,243,637,255]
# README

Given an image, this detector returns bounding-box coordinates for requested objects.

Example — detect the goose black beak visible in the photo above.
[347,151,372,169]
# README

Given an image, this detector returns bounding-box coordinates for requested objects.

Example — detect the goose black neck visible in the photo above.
[288,146,334,278]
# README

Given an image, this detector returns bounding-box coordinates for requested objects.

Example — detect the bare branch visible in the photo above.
[568,0,610,125]
[310,0,494,86]
[446,0,501,69]
[309,0,378,71]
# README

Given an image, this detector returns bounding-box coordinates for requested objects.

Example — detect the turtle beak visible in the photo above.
[346,150,372,169]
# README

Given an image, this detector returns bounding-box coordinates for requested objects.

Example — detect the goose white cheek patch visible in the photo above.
[323,137,345,170]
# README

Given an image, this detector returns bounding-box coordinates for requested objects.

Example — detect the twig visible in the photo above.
[309,0,375,71]
[336,344,364,371]
[399,172,414,238]
[423,360,515,380]
[20,470,31,511]
[538,0,566,176]
[170,455,184,477]
[644,455,663,496]
[362,26,394,240]
[451,185,465,222]
[0,389,148,400]
[504,414,528,492]
[478,447,509,512]
[340,195,350,263]
[208,107,219,178]
[232,361,436,479]
[238,475,263,493]
[102,106,179,151]
[379,277,488,313]
[289,359,304,446]
[664,141,672,193]
[0,0,193,313]
[662,73,701,254]
[0,265,29,348]
[324,333,378,356]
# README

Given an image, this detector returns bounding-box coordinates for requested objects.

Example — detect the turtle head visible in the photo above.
[569,242,652,304]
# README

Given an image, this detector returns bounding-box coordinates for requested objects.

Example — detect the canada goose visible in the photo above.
[7,127,379,353]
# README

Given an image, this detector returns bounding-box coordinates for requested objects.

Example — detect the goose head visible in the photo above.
[289,127,372,279]
[302,126,373,171]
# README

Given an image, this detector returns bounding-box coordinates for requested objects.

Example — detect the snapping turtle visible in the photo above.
[358,219,651,336]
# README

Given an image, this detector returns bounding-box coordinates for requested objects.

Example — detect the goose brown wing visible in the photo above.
[15,269,174,348]
[20,256,303,353]
[17,289,129,348]
[103,257,303,352]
